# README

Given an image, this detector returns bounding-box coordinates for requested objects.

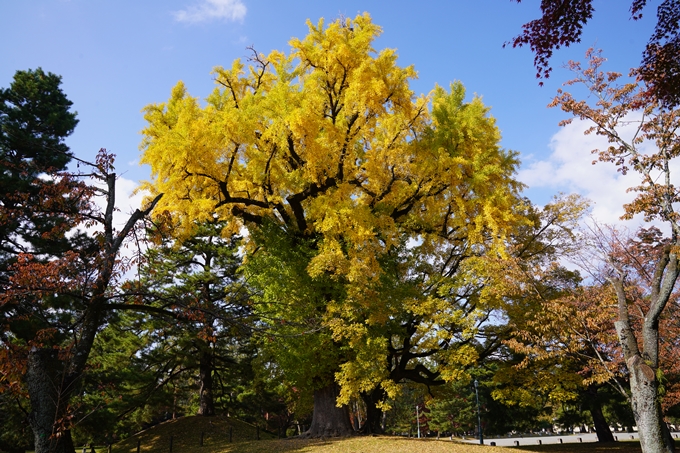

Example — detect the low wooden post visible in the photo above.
[136,439,141,453]
[229,426,233,443]
[514,440,520,446]
[200,431,204,447]
[169,435,173,453]
[559,438,563,443]
[256,425,260,440]
[537,439,542,445]
[107,444,112,453]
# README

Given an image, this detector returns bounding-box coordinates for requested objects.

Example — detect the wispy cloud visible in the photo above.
[518,117,666,229]
[173,0,246,24]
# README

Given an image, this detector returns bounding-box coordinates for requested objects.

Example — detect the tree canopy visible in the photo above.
[0,68,79,273]
[141,13,524,437]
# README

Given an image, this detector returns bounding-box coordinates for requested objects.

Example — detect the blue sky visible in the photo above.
[0,1,659,224]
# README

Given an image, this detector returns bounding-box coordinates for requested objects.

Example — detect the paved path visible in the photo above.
[461,431,680,447]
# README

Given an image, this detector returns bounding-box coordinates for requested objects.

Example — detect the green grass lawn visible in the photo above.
[81,416,654,453]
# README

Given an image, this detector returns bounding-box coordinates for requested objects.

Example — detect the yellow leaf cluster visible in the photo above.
[140,13,526,404]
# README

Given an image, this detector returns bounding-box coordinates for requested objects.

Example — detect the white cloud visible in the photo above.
[80,176,150,281]
[518,118,664,229]
[173,0,246,24]
[75,176,146,234]
[112,177,148,225]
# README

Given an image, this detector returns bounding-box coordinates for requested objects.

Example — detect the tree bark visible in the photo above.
[614,315,676,453]
[303,383,354,438]
[585,387,615,443]
[628,357,675,453]
[26,348,76,453]
[197,345,215,416]
[360,387,386,434]
[609,246,678,453]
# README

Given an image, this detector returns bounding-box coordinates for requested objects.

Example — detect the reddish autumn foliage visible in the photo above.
[509,0,680,107]
[593,226,680,414]
[508,0,594,81]
[0,150,162,453]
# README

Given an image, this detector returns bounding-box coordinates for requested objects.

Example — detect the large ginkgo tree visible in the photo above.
[140,13,524,437]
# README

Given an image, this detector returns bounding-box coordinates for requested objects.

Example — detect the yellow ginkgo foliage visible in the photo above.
[140,13,524,436]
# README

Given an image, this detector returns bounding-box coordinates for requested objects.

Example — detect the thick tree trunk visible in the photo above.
[585,387,615,443]
[304,383,354,438]
[629,358,675,453]
[26,348,76,453]
[197,346,215,416]
[360,387,385,434]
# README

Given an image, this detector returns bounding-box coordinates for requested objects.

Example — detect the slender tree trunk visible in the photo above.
[360,387,386,434]
[351,401,361,430]
[197,345,215,416]
[304,383,354,437]
[585,387,615,443]
[26,349,76,453]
